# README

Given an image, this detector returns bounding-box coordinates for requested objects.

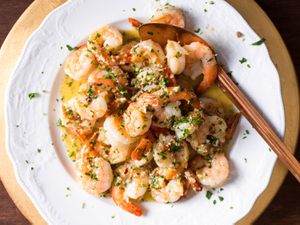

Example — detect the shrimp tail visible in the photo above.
[128,18,143,27]
[131,137,152,160]
[169,90,196,102]
[111,185,143,216]
[196,66,218,94]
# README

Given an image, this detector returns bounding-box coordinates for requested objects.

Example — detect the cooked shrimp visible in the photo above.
[62,95,108,140]
[166,40,187,74]
[173,109,202,139]
[107,143,131,164]
[150,5,185,28]
[130,40,166,68]
[75,137,113,196]
[64,45,97,80]
[131,66,166,92]
[187,115,227,156]
[131,132,155,166]
[103,115,136,145]
[135,86,196,110]
[87,25,123,63]
[153,134,189,169]
[199,97,225,118]
[124,87,194,137]
[111,185,142,216]
[196,152,229,188]
[153,101,181,128]
[123,102,153,137]
[95,128,131,164]
[150,167,184,203]
[119,41,139,71]
[61,111,94,140]
[125,87,196,132]
[184,170,202,192]
[115,163,150,200]
[112,163,149,216]
[183,42,218,93]
[68,93,108,121]
[87,66,128,87]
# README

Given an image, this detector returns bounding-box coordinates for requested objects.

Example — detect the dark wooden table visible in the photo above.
[0,1,299,224]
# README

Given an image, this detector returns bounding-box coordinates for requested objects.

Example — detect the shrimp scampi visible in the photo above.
[59,4,236,216]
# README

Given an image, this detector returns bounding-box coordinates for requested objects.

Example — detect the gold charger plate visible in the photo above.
[0,0,298,224]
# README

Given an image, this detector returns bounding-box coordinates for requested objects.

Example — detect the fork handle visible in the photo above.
[217,67,300,182]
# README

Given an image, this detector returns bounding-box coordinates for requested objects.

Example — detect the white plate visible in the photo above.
[5,0,285,224]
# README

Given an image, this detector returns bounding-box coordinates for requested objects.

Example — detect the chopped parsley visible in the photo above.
[37,148,42,153]
[194,28,201,33]
[207,135,218,145]
[251,38,266,46]
[90,173,98,181]
[206,190,213,200]
[66,44,79,51]
[159,78,169,87]
[57,118,63,127]
[171,142,181,153]
[28,92,39,100]
[218,196,224,201]
[213,199,217,204]
[132,8,136,11]
[239,57,247,64]
[242,129,250,139]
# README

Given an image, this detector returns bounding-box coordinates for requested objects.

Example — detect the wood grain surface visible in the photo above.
[0,0,299,224]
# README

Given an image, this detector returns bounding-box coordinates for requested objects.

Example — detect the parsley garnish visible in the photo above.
[251,38,266,46]
[90,173,98,181]
[28,92,39,100]
[239,57,247,64]
[57,118,63,127]
[66,44,79,51]
[206,190,213,200]
[194,28,201,33]
[207,135,218,145]
[171,142,181,153]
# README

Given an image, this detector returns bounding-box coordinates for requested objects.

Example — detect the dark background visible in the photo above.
[0,0,299,224]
